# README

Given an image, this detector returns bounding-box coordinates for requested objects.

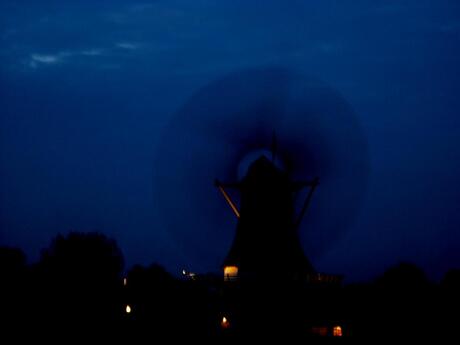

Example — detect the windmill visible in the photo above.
[215,135,320,282]
[154,67,369,278]
[152,67,369,337]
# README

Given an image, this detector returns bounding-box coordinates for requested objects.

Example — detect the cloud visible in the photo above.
[30,53,61,64]
[24,43,139,69]
[116,42,140,50]
[27,48,105,69]
[28,53,63,68]
[81,49,104,56]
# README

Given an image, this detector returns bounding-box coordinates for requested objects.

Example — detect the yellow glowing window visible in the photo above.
[333,325,343,337]
[224,266,238,281]
[221,316,230,329]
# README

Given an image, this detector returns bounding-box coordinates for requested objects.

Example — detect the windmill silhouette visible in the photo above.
[154,67,369,277]
[216,135,319,282]
[153,67,368,337]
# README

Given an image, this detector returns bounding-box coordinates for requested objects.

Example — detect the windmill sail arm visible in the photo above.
[294,178,319,229]
[215,180,240,218]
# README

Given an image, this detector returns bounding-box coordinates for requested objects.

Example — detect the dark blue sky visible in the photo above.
[1,0,459,282]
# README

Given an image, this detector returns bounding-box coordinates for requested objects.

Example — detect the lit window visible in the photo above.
[224,266,238,281]
[333,325,343,337]
[123,278,127,286]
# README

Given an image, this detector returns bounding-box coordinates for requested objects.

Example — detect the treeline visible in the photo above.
[0,232,221,342]
[0,232,458,342]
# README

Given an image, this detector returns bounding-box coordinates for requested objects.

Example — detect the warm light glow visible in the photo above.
[125,305,132,314]
[218,185,240,218]
[221,316,230,329]
[123,278,127,286]
[224,266,238,281]
[333,325,343,337]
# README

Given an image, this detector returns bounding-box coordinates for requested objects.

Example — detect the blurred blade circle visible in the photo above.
[154,67,369,272]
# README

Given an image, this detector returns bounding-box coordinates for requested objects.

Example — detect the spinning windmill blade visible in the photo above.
[154,67,369,273]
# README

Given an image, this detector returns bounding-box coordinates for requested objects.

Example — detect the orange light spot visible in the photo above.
[333,325,343,337]
[224,266,238,281]
[221,316,230,329]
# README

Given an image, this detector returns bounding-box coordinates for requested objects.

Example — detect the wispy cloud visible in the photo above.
[81,48,104,56]
[28,53,63,68]
[30,53,61,64]
[25,43,140,69]
[116,42,140,50]
[27,48,105,69]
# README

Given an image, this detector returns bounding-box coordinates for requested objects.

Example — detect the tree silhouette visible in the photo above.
[124,263,218,341]
[441,268,460,290]
[0,246,26,274]
[377,261,429,289]
[35,231,124,334]
[370,262,435,339]
[40,231,123,284]
[0,246,27,329]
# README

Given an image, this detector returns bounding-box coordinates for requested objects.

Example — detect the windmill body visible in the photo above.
[218,155,316,282]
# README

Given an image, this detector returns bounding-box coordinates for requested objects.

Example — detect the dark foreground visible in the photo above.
[1,233,458,342]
